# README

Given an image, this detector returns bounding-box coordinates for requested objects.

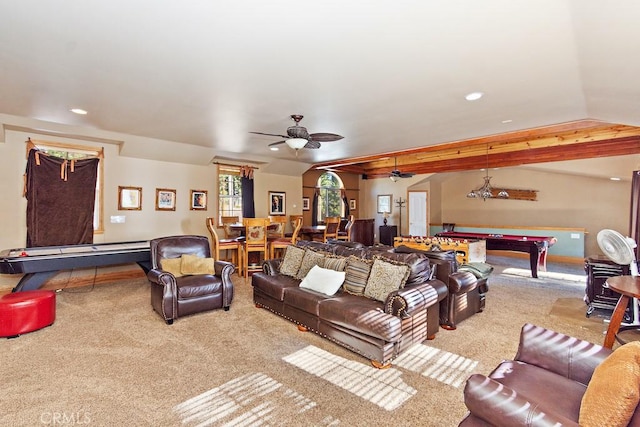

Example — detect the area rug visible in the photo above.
[1,256,609,426]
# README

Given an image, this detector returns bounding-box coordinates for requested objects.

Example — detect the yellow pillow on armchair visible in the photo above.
[160,257,184,277]
[579,341,640,427]
[180,254,215,275]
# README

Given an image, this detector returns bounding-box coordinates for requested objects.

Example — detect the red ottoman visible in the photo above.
[0,290,56,338]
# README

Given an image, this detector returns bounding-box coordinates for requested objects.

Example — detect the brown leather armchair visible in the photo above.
[147,235,234,324]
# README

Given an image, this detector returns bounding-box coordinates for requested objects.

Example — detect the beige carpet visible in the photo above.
[1,256,609,427]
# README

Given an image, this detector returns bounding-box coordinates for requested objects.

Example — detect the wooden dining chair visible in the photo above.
[221,216,242,239]
[286,215,304,237]
[321,216,341,242]
[242,217,270,279]
[206,217,243,276]
[267,215,287,240]
[337,215,355,241]
[269,216,303,259]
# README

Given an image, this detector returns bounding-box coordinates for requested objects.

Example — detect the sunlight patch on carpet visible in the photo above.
[173,372,340,426]
[501,267,586,283]
[393,344,478,388]
[283,345,416,411]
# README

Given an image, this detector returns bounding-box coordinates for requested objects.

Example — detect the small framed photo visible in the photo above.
[190,190,208,210]
[302,197,310,211]
[269,191,286,215]
[156,188,176,211]
[118,186,142,210]
[377,194,392,214]
[349,199,357,211]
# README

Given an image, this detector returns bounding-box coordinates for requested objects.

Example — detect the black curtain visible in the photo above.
[312,188,319,226]
[25,149,99,247]
[240,166,255,218]
[341,189,350,218]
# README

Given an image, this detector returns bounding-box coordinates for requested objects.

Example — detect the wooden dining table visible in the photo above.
[299,225,325,240]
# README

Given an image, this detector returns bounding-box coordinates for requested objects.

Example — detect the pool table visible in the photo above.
[435,231,557,278]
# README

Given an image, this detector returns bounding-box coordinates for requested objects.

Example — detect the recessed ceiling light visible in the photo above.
[70,108,88,115]
[610,177,621,181]
[465,92,483,101]
[270,146,279,151]
[501,119,513,124]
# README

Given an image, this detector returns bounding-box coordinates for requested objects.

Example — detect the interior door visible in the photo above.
[408,191,428,236]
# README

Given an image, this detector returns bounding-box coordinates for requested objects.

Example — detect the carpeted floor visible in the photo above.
[1,256,610,427]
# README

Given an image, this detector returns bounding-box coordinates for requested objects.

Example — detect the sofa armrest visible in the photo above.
[262,259,282,275]
[385,281,443,318]
[463,374,579,427]
[147,268,177,287]
[515,323,611,385]
[448,271,478,295]
[214,260,235,277]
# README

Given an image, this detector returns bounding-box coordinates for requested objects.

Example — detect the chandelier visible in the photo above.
[467,144,509,201]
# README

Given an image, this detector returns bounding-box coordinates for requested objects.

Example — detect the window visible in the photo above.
[27,140,104,232]
[218,165,243,223]
[316,172,344,222]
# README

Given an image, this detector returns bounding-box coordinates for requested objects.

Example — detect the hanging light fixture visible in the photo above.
[467,144,509,201]
[285,138,308,150]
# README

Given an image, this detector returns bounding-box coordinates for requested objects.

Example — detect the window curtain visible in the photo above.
[341,189,350,218]
[25,148,99,247]
[312,188,320,226]
[240,165,255,218]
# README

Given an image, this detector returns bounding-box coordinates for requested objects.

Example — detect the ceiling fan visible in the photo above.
[250,114,343,153]
[389,157,415,181]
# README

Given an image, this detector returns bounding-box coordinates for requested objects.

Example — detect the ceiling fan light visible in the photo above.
[498,189,509,198]
[285,138,307,150]
[390,175,398,182]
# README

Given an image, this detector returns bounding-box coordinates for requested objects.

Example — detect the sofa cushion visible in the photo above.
[322,254,347,272]
[252,272,300,301]
[364,256,411,302]
[279,245,305,277]
[180,254,215,275]
[343,256,373,296]
[318,294,402,342]
[160,257,184,277]
[296,249,326,280]
[579,341,640,427]
[300,265,346,296]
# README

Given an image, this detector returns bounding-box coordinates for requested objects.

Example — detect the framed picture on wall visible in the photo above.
[190,190,208,210]
[349,199,356,210]
[118,186,142,210]
[269,191,286,215]
[377,194,392,214]
[302,197,310,211]
[155,188,176,211]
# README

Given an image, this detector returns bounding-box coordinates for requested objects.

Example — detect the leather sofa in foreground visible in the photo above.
[251,240,453,368]
[459,323,640,426]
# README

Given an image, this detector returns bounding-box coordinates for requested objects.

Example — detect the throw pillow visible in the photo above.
[296,249,326,280]
[343,256,373,296]
[299,265,346,296]
[279,245,305,277]
[322,254,347,272]
[180,254,215,275]
[579,341,640,427]
[363,257,410,302]
[160,257,183,277]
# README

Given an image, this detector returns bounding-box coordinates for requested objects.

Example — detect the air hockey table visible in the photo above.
[0,241,151,292]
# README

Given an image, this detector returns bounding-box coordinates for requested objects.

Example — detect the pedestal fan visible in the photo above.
[597,229,640,325]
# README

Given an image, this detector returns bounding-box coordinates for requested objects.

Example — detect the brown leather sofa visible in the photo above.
[147,235,235,324]
[251,240,448,368]
[459,323,640,426]
[394,245,488,329]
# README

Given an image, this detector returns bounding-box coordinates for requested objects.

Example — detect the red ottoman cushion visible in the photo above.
[0,290,56,337]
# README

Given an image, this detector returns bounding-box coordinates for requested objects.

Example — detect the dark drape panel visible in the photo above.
[341,189,350,218]
[240,166,255,218]
[25,149,99,247]
[630,170,640,261]
[312,188,319,226]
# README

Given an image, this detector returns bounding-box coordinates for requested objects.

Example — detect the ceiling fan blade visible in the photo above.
[304,140,321,149]
[309,133,344,142]
[268,140,286,147]
[250,131,289,139]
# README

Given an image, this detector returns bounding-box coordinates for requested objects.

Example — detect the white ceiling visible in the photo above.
[1,1,639,173]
